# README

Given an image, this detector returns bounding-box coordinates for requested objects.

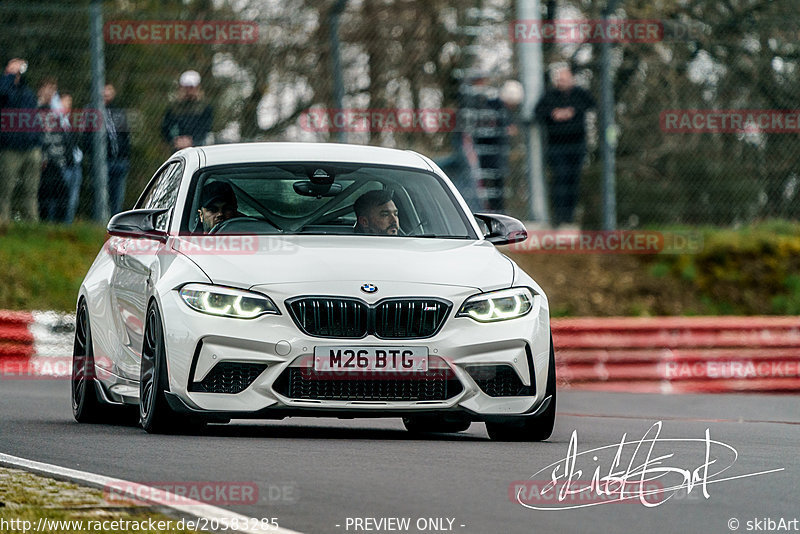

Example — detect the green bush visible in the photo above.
[659,222,800,315]
[0,223,107,311]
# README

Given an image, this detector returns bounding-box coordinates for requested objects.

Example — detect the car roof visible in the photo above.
[193,142,433,170]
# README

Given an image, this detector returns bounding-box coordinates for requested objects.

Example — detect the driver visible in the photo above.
[353,190,400,235]
[197,181,244,233]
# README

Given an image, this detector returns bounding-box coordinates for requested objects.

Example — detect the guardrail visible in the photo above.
[0,311,35,368]
[553,317,800,393]
[0,311,74,378]
[2,311,798,392]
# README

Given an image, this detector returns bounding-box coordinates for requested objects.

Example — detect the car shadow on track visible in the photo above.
[48,419,564,443]
[199,422,489,441]
[45,417,488,440]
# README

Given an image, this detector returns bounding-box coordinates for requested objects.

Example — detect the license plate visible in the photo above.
[313,346,428,372]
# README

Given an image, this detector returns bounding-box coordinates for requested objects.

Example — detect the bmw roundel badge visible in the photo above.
[360,283,378,294]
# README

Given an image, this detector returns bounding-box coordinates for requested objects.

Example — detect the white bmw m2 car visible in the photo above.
[72,142,555,440]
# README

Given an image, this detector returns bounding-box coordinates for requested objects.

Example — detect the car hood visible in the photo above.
[173,235,513,292]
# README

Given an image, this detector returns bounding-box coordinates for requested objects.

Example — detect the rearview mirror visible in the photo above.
[107,208,170,241]
[473,213,528,246]
[293,180,343,198]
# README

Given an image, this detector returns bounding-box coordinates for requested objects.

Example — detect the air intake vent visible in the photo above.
[273,356,462,401]
[191,362,268,394]
[465,365,532,397]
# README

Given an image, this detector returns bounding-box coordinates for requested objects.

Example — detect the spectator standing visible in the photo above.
[436,71,491,213]
[0,58,43,224]
[535,64,596,227]
[161,70,213,151]
[102,84,131,216]
[475,81,519,213]
[59,92,84,223]
[37,77,68,222]
[434,127,482,213]
[458,71,518,213]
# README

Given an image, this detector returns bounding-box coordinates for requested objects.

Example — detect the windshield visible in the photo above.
[182,163,477,239]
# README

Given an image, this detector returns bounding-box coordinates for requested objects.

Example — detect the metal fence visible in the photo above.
[0,0,798,227]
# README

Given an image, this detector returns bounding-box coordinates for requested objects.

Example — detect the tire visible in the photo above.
[486,334,557,442]
[71,300,109,423]
[403,416,471,434]
[139,303,182,433]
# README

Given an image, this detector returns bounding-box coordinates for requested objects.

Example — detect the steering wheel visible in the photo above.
[208,216,263,235]
[403,220,428,236]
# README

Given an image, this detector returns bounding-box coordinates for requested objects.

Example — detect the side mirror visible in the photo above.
[107,208,170,241]
[473,213,528,246]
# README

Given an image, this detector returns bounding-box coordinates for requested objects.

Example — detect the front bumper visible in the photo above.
[158,281,551,420]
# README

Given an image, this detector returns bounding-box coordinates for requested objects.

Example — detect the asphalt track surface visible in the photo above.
[1,380,798,534]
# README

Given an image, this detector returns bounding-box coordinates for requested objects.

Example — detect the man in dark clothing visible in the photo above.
[84,83,131,217]
[353,189,400,236]
[443,76,524,214]
[0,58,43,223]
[59,92,84,223]
[459,72,514,212]
[535,65,595,226]
[36,78,68,221]
[196,181,244,233]
[161,70,213,151]
[103,84,131,216]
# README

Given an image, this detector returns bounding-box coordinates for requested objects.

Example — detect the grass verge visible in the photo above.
[1,220,798,316]
[0,223,107,312]
[0,466,201,533]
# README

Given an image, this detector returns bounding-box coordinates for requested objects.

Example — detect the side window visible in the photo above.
[137,164,167,209]
[139,162,184,231]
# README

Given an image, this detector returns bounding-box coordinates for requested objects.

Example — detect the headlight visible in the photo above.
[457,287,534,323]
[179,283,279,319]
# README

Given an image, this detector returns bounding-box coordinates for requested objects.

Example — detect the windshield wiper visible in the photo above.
[410,234,472,239]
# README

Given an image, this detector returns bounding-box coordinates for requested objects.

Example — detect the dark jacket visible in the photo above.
[535,86,595,146]
[83,105,131,161]
[457,87,513,164]
[161,99,213,146]
[105,106,131,160]
[39,104,68,171]
[0,73,43,150]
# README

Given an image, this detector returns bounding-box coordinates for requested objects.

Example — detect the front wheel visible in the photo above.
[71,300,107,422]
[139,304,181,433]
[486,334,557,442]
